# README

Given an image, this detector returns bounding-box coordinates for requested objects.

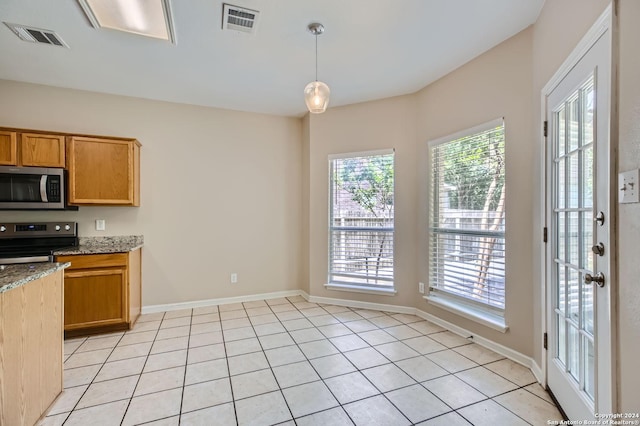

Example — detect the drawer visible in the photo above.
[57,253,128,270]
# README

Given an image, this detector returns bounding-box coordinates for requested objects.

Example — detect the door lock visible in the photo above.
[584,272,605,288]
[594,211,605,226]
[592,242,605,256]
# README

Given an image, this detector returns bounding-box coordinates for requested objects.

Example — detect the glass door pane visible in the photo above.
[552,76,595,402]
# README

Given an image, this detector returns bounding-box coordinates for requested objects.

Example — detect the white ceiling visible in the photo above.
[0,0,544,117]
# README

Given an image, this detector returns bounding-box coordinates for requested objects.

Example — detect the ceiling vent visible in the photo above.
[222,4,259,34]
[4,22,69,48]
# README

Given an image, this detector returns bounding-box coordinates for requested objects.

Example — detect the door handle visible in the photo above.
[584,272,605,288]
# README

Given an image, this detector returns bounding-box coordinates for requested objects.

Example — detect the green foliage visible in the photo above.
[441,127,505,211]
[336,155,394,218]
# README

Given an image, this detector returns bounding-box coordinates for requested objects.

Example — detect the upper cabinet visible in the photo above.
[0,127,141,207]
[0,130,65,167]
[20,133,65,167]
[67,136,140,206]
[0,131,17,165]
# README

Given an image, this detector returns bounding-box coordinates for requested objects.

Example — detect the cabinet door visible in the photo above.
[0,271,63,426]
[40,271,63,417]
[128,249,142,324]
[67,136,140,205]
[20,133,65,167]
[64,268,128,330]
[0,131,17,165]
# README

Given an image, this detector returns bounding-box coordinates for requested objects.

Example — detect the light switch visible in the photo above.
[619,169,640,204]
[95,219,106,231]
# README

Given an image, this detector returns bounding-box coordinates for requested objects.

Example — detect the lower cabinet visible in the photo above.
[0,270,63,426]
[57,249,142,337]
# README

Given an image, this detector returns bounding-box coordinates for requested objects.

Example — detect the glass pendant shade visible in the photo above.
[304,80,330,114]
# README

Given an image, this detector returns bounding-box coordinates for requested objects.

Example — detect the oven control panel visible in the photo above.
[0,222,77,238]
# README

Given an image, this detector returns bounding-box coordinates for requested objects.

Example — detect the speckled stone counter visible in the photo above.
[0,262,70,293]
[54,235,144,255]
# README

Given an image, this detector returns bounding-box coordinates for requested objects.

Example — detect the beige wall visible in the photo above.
[306,95,419,307]
[0,80,303,306]
[532,0,640,412]
[531,0,611,374]
[415,28,534,356]
[2,1,637,410]
[616,0,640,412]
[301,114,311,295]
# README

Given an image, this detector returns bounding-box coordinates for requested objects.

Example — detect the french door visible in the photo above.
[545,21,613,419]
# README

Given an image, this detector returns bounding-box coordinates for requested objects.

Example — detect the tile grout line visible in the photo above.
[61,331,130,423]
[275,299,416,424]
[299,303,525,424]
[330,304,481,424]
[220,300,468,424]
[177,308,196,425]
[223,298,352,423]
[244,298,303,425]
[61,312,490,415]
[223,305,244,426]
[118,311,166,426]
[277,299,356,425]
[52,298,560,426]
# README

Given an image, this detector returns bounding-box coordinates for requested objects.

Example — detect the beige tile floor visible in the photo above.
[39,296,563,426]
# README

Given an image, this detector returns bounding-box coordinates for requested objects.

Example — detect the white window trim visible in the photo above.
[327,149,396,293]
[427,118,506,320]
[324,283,397,296]
[425,289,508,333]
[428,117,504,148]
[328,148,394,161]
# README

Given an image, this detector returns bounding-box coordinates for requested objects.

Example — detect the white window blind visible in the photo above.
[429,121,506,310]
[329,150,394,288]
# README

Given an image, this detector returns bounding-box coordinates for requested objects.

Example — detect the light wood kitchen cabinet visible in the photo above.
[67,136,140,206]
[0,270,63,426]
[57,249,142,337]
[0,129,65,167]
[0,130,18,165]
[20,133,66,167]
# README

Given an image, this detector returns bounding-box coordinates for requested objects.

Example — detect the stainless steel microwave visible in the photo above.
[0,166,66,210]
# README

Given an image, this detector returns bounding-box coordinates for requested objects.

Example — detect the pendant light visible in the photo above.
[304,22,330,114]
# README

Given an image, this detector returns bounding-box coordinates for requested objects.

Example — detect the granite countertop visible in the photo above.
[54,235,144,256]
[0,262,70,294]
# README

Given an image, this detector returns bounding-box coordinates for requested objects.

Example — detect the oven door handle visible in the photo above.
[40,175,48,203]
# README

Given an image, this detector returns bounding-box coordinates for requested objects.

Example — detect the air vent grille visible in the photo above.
[4,22,69,48]
[222,4,259,34]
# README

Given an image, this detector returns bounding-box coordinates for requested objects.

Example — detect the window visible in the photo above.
[328,150,394,291]
[429,119,506,313]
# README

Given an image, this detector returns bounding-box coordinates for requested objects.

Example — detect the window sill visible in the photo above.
[324,283,397,296]
[424,293,508,333]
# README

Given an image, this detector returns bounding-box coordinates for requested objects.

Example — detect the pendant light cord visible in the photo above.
[315,34,318,82]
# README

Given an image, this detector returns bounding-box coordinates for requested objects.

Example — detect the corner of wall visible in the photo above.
[300,113,311,294]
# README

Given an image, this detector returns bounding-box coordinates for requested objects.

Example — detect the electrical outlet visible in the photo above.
[419,282,425,294]
[95,219,106,231]
[230,273,238,284]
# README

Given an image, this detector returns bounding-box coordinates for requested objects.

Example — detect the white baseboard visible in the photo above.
[141,289,303,314]
[530,360,544,385]
[145,289,541,384]
[302,293,539,380]
[414,308,535,371]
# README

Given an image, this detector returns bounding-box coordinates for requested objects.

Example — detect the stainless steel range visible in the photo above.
[0,222,78,264]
